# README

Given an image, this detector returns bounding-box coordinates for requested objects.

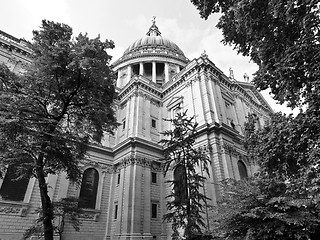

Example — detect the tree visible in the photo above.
[0,20,117,240]
[212,177,320,240]
[210,113,320,240]
[160,111,211,239]
[24,197,83,240]
[190,0,320,110]
[190,1,320,238]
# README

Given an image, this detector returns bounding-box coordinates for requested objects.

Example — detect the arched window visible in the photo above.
[79,168,99,209]
[173,165,187,205]
[0,165,29,201]
[238,160,248,179]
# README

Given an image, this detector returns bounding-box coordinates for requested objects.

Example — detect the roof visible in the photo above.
[112,19,188,67]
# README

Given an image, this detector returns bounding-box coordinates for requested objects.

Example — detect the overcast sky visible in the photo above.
[1,0,297,114]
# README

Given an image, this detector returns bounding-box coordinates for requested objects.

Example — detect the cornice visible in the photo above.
[112,48,188,68]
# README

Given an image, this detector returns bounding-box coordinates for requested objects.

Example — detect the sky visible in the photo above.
[1,0,297,114]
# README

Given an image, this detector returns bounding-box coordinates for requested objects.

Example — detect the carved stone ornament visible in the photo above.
[114,156,163,172]
[0,202,29,217]
[80,210,101,222]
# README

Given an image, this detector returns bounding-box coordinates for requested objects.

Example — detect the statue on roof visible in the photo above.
[147,16,161,36]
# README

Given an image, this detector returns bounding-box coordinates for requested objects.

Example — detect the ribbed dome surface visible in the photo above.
[124,35,185,56]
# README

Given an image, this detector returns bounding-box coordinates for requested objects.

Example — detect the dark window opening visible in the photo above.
[114,204,118,219]
[151,203,157,218]
[151,172,157,183]
[144,63,152,79]
[0,165,29,201]
[231,120,235,129]
[132,64,140,75]
[122,120,126,130]
[151,119,156,128]
[238,160,248,179]
[79,168,99,209]
[156,63,164,86]
[117,173,121,184]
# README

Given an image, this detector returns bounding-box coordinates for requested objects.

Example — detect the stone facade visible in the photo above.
[0,22,272,240]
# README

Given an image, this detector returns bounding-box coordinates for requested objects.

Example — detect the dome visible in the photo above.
[113,19,188,67]
[124,35,185,56]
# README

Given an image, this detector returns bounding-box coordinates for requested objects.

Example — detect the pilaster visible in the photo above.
[193,76,205,125]
[143,167,152,236]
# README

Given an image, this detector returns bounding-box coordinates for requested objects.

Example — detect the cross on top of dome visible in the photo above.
[146,16,161,36]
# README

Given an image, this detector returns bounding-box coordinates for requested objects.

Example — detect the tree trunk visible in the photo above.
[36,158,54,240]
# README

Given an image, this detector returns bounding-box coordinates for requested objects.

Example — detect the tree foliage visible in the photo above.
[160,111,211,239]
[211,113,320,240]
[24,197,83,240]
[0,20,117,240]
[191,0,320,109]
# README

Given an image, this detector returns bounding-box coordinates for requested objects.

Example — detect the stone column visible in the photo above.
[164,63,169,83]
[139,62,144,76]
[117,70,121,88]
[152,61,156,83]
[176,65,180,73]
[127,65,132,84]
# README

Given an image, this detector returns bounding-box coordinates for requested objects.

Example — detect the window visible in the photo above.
[151,119,156,128]
[151,172,157,184]
[173,165,187,205]
[0,165,29,201]
[172,104,182,118]
[238,160,248,179]
[114,203,118,219]
[117,173,121,185]
[151,203,158,218]
[230,120,235,129]
[79,168,99,209]
[122,120,126,130]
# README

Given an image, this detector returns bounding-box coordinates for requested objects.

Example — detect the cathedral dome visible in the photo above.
[123,35,185,56]
[113,19,188,67]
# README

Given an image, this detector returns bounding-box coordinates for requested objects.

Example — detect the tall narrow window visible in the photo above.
[151,203,158,218]
[151,172,157,184]
[0,165,29,201]
[79,168,99,209]
[122,120,126,130]
[151,119,157,128]
[114,204,118,219]
[238,160,248,179]
[117,173,121,185]
[173,165,187,205]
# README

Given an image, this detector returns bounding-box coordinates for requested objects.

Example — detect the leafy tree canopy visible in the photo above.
[191,0,320,109]
[211,113,320,240]
[0,20,117,240]
[0,19,117,181]
[160,111,211,239]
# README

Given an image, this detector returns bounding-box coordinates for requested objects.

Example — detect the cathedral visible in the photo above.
[0,21,272,240]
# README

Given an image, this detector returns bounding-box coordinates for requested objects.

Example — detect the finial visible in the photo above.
[146,16,161,36]
[243,73,249,82]
[229,67,234,80]
[201,50,208,58]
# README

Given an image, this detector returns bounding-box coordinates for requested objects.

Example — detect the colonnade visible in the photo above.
[117,61,181,88]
